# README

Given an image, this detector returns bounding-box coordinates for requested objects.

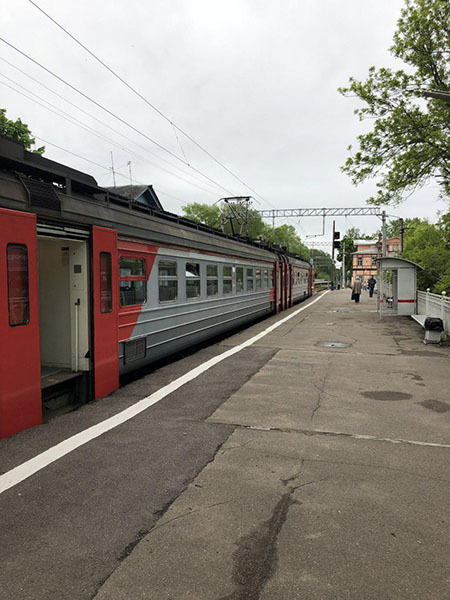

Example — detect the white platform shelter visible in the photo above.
[376,257,423,316]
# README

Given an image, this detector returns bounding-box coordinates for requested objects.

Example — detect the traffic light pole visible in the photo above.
[331,220,335,288]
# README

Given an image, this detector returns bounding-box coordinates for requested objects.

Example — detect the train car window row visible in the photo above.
[155,259,274,305]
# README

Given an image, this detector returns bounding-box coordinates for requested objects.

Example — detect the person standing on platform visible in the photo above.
[367,276,376,298]
[352,277,362,303]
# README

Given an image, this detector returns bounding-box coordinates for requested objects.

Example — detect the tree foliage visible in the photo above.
[0,108,44,154]
[339,0,450,205]
[336,227,361,280]
[182,202,311,260]
[401,217,450,292]
[310,248,333,280]
[370,215,450,293]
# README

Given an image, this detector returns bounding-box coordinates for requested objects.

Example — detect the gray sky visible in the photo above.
[1,0,447,244]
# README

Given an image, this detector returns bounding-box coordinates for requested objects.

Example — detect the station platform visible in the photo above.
[1,289,449,600]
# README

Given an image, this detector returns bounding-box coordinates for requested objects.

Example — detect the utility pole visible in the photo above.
[110,151,116,186]
[331,220,335,288]
[127,161,132,185]
[399,217,404,254]
[381,210,387,257]
[342,242,345,289]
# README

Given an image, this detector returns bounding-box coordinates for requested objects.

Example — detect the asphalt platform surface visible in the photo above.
[1,289,449,599]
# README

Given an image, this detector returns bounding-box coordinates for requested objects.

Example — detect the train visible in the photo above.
[0,134,313,439]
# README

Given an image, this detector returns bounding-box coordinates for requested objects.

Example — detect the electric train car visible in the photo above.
[0,135,313,438]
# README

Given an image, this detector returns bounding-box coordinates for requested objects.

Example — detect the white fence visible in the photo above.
[417,289,450,337]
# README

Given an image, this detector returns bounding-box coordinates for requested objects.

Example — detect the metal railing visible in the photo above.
[417,289,450,337]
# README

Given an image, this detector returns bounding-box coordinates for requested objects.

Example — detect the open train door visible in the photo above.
[92,226,119,399]
[0,208,41,438]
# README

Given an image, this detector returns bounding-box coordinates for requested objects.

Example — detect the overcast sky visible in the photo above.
[1,0,447,244]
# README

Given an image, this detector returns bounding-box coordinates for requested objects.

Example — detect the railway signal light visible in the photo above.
[333,231,340,249]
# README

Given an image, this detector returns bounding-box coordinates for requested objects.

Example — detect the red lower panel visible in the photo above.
[0,208,41,438]
[92,226,119,399]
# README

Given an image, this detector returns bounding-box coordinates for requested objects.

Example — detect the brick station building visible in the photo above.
[351,237,401,286]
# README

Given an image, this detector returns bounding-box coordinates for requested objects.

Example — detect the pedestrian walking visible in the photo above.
[367,276,376,298]
[351,277,362,303]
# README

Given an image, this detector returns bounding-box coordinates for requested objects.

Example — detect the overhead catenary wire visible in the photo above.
[0,54,227,196]
[0,35,237,197]
[0,73,222,199]
[27,0,275,208]
[35,135,186,204]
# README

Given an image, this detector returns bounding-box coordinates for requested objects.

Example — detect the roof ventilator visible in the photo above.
[20,176,61,212]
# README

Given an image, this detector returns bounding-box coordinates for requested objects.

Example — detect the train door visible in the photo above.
[289,264,293,307]
[92,226,119,399]
[274,262,280,313]
[280,262,285,311]
[0,208,41,438]
[37,233,90,409]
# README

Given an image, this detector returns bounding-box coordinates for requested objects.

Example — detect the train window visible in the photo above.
[207,264,218,296]
[186,262,201,299]
[256,268,262,290]
[246,268,254,292]
[263,269,269,289]
[120,256,147,306]
[223,265,232,294]
[236,267,244,292]
[120,257,145,276]
[120,281,146,306]
[100,252,112,313]
[270,269,274,287]
[159,260,177,303]
[7,244,30,326]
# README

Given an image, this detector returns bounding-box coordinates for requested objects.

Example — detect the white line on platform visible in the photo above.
[0,292,329,495]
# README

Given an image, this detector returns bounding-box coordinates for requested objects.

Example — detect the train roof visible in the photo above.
[0,135,311,267]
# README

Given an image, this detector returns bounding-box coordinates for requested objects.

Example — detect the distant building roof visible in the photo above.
[105,185,163,211]
[354,239,377,246]
[351,248,379,255]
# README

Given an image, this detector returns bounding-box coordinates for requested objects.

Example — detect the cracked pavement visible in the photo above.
[2,290,450,599]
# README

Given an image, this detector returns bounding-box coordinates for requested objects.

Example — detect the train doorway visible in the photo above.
[37,236,90,411]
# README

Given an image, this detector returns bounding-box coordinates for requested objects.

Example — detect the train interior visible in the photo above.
[37,236,90,412]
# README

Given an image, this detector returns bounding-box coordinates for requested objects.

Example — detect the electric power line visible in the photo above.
[27,0,275,208]
[35,135,185,203]
[0,54,228,196]
[0,35,237,196]
[0,73,223,199]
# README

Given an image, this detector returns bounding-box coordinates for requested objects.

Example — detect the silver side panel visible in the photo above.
[119,250,274,374]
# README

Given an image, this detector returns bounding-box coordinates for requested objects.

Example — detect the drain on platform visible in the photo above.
[362,391,412,401]
[316,341,351,348]
[332,307,352,313]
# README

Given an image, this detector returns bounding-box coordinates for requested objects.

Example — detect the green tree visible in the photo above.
[309,248,333,280]
[339,0,450,205]
[182,202,222,229]
[182,202,309,259]
[182,202,267,238]
[264,224,309,257]
[0,108,44,154]
[336,227,362,279]
[401,218,450,292]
